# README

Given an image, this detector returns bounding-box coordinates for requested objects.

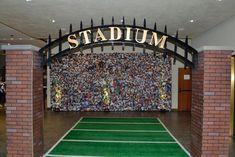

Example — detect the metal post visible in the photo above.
[46,51,51,108]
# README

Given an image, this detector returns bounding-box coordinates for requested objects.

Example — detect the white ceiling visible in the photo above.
[0,0,235,47]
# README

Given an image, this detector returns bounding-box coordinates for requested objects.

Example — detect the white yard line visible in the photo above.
[43,117,84,157]
[45,117,190,157]
[82,117,156,119]
[72,129,167,132]
[62,139,177,144]
[79,122,160,124]
[157,118,191,157]
[46,155,101,157]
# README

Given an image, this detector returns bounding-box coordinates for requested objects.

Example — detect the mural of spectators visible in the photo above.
[50,52,172,111]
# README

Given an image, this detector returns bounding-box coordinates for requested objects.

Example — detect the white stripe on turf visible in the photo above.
[157,118,191,157]
[80,122,160,124]
[82,117,156,119]
[72,129,167,132]
[43,117,84,157]
[46,155,101,157]
[62,139,177,144]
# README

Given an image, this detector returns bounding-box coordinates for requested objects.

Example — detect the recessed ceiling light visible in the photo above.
[217,0,222,1]
[51,19,55,23]
[7,43,11,45]
[190,19,194,23]
[26,0,32,2]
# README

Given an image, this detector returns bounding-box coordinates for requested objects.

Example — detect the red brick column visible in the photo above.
[4,45,44,157]
[191,49,231,157]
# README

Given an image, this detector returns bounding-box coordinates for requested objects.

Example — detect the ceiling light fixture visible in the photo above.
[217,0,222,1]
[190,19,194,23]
[26,0,32,2]
[51,19,55,23]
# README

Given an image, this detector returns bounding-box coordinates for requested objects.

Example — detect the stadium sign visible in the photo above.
[68,27,168,49]
[39,17,198,67]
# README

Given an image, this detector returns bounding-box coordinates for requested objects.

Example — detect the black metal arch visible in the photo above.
[39,17,198,67]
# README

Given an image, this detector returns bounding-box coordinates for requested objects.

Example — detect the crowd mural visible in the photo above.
[50,52,172,111]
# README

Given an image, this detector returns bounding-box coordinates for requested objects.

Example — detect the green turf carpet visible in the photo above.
[75,123,165,131]
[80,117,160,123]
[47,141,189,157]
[44,117,190,157]
[64,130,174,142]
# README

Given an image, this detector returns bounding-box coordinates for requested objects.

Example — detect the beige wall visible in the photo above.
[192,15,235,50]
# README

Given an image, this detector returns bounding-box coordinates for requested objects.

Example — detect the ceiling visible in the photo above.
[0,0,235,47]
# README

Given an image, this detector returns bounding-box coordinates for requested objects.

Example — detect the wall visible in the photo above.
[171,59,184,109]
[192,15,235,49]
[169,41,190,109]
[192,15,235,136]
[50,52,172,111]
[48,42,188,109]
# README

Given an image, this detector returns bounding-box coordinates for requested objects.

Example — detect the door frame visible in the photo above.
[178,67,192,111]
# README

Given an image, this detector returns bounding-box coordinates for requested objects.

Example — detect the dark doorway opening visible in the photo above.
[0,49,6,157]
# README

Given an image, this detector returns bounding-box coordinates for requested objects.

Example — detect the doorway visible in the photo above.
[0,50,6,156]
[178,68,192,111]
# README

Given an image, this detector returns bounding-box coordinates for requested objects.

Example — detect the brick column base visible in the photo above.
[191,50,231,157]
[4,45,44,157]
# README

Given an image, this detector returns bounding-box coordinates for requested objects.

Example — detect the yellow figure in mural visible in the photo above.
[102,79,110,110]
[103,88,110,105]
[159,80,167,100]
[55,85,62,106]
[158,79,167,111]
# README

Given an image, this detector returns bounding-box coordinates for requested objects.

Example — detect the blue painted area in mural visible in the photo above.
[50,53,172,111]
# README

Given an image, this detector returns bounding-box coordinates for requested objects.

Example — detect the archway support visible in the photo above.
[1,45,44,157]
[191,46,232,157]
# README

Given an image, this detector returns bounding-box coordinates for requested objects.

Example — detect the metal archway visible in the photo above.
[39,17,198,67]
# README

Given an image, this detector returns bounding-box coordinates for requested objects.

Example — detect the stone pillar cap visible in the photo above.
[197,46,235,52]
[0,45,40,51]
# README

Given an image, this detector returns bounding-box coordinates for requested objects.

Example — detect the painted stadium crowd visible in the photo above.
[50,52,172,111]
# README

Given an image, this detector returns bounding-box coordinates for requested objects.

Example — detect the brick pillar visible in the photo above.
[191,49,231,157]
[3,45,44,157]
